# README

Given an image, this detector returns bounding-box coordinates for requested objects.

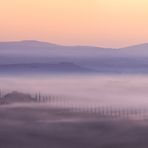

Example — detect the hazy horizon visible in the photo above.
[0,39,148,49]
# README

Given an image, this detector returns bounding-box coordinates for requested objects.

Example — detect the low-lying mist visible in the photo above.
[1,74,148,148]
[0,74,148,108]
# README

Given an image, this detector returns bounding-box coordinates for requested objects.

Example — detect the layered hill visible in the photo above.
[0,40,148,74]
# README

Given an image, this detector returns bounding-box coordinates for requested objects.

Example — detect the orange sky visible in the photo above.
[0,0,148,47]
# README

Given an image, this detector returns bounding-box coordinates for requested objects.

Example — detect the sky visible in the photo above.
[0,0,148,48]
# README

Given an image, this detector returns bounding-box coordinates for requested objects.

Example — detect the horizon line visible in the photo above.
[0,39,148,49]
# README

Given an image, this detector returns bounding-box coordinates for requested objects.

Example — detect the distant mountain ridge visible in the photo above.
[0,40,114,58]
[0,40,148,74]
[0,62,94,74]
[0,40,148,57]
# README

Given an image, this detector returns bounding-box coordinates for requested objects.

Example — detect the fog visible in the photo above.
[1,74,148,108]
[1,74,148,148]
